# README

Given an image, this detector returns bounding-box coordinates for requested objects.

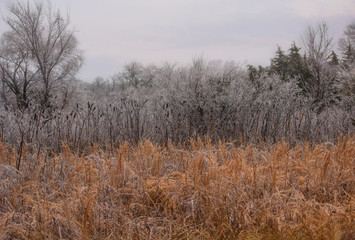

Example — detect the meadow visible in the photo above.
[0,2,354,239]
[0,136,354,239]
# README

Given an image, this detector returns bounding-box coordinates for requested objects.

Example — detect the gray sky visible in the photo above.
[0,0,354,82]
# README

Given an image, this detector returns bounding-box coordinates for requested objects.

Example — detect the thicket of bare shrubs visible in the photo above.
[1,58,354,152]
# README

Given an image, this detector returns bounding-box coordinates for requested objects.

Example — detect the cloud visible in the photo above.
[285,0,355,18]
[0,0,354,81]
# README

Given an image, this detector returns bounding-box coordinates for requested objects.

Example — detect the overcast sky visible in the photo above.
[0,0,354,82]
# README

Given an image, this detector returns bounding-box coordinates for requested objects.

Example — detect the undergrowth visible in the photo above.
[0,136,354,239]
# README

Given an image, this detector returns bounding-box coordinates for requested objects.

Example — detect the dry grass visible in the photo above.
[0,136,354,239]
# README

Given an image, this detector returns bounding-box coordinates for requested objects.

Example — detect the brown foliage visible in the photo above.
[0,136,354,239]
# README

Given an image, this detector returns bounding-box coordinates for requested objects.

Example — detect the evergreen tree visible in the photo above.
[270,45,288,80]
[328,51,339,66]
[287,42,303,78]
[247,65,258,82]
[340,41,355,69]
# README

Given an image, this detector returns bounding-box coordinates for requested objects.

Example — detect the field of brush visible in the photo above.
[0,136,354,239]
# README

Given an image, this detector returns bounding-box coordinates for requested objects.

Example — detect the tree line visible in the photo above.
[0,1,354,152]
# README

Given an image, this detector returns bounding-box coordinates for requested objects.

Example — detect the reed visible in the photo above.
[0,136,354,239]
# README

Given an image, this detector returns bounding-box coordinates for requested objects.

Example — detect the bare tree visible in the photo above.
[302,22,337,111]
[0,1,83,110]
[338,22,355,99]
[120,61,144,88]
[0,30,37,110]
[339,22,355,54]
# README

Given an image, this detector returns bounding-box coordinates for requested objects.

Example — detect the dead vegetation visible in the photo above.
[0,136,354,239]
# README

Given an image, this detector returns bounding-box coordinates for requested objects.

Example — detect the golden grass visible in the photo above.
[0,136,354,239]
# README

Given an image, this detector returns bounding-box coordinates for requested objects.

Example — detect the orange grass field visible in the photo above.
[0,136,354,239]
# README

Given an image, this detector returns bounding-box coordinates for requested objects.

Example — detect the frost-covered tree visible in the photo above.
[338,22,355,110]
[0,1,83,111]
[0,30,37,110]
[301,22,338,112]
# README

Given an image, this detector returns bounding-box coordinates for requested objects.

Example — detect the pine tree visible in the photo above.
[340,41,355,69]
[270,45,288,81]
[247,65,258,82]
[328,51,339,66]
[287,42,303,78]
